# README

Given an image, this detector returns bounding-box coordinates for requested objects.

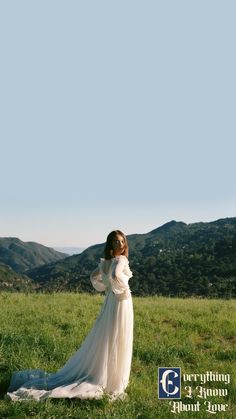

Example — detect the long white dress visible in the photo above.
[7,255,134,402]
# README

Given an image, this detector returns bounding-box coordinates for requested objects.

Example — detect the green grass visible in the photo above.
[0,292,235,418]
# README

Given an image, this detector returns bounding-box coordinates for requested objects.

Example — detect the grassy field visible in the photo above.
[0,292,235,418]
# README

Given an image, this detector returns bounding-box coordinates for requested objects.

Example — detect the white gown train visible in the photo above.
[7,255,134,402]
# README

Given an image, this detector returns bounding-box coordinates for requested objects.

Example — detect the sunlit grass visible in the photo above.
[0,292,235,418]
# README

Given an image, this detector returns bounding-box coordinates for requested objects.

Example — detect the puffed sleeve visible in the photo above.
[90,259,107,292]
[110,255,132,296]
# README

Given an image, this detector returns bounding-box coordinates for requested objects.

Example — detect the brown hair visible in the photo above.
[104,230,129,260]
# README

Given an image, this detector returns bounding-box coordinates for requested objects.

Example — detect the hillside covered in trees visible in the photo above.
[25,217,236,298]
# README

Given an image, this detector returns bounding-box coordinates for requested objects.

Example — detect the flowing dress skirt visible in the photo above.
[7,290,133,401]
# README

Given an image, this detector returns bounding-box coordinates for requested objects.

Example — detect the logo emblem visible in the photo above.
[158,367,181,399]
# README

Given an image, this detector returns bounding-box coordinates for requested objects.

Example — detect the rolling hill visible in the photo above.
[0,263,36,291]
[0,237,68,273]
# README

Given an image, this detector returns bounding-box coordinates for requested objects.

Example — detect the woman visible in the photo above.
[7,230,134,402]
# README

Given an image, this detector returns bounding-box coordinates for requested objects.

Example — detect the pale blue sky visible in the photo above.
[0,1,235,247]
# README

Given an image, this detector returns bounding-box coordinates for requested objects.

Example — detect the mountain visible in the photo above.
[148,220,187,235]
[26,217,236,298]
[0,237,68,273]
